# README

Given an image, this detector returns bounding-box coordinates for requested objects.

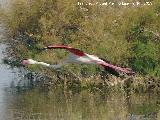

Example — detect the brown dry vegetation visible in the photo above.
[1,0,160,92]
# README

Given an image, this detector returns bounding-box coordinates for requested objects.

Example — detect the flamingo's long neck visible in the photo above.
[36,61,62,69]
[36,60,69,69]
[36,61,50,67]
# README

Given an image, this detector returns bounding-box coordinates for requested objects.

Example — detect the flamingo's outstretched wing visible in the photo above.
[98,61,135,76]
[44,45,135,76]
[44,45,86,56]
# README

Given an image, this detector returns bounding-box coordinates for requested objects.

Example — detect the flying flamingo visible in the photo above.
[22,45,135,76]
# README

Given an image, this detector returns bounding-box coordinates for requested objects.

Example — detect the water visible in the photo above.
[1,81,160,120]
[0,43,20,119]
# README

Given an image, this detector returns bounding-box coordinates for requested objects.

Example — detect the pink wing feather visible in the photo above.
[46,45,86,56]
[45,45,135,76]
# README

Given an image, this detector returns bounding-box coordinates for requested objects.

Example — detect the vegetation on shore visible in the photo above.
[1,0,160,93]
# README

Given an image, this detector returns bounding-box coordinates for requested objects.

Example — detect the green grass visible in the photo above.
[2,0,160,82]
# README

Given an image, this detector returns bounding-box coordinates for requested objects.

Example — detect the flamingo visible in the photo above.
[22,45,135,76]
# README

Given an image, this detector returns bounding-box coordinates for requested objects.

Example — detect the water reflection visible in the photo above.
[0,43,20,120]
[0,72,155,120]
[2,88,160,120]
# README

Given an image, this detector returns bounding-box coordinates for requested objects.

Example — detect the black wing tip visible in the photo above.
[103,66,120,77]
[127,71,136,76]
[103,64,136,77]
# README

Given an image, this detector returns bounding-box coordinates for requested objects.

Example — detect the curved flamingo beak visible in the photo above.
[22,59,29,65]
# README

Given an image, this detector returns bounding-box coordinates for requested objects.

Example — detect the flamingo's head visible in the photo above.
[22,59,37,65]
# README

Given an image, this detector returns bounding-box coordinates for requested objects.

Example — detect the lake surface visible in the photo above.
[1,0,160,120]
